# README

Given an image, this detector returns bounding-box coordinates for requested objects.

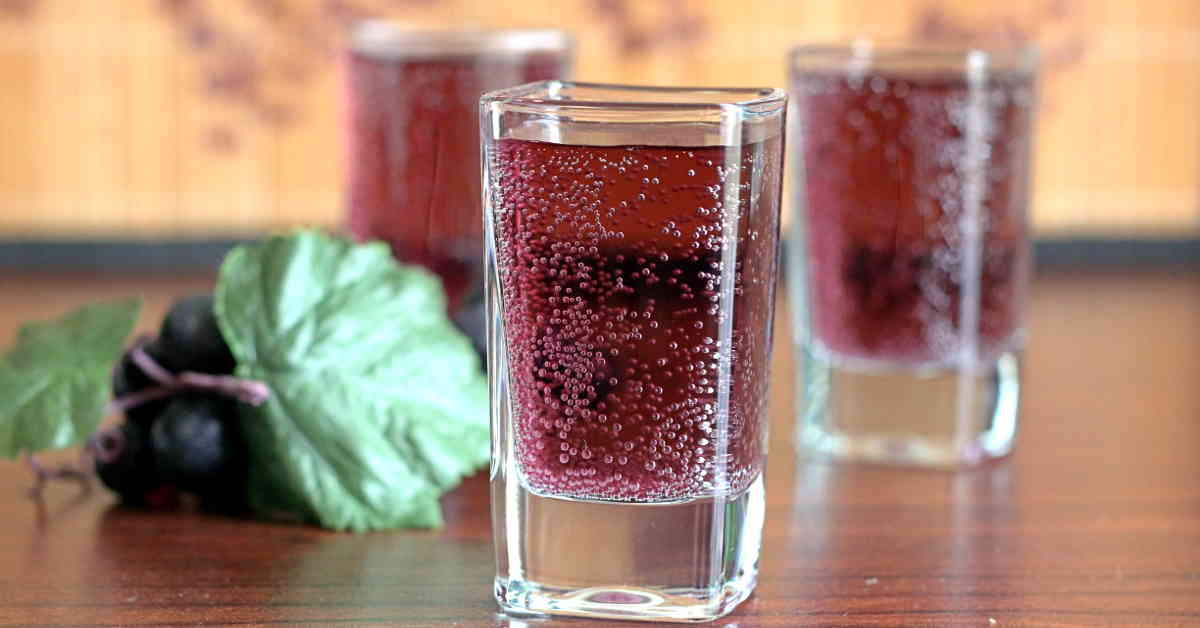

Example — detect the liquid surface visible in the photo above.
[794,70,1034,366]
[344,51,566,306]
[491,137,782,501]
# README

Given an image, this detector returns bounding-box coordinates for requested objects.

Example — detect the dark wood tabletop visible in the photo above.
[1,270,1198,627]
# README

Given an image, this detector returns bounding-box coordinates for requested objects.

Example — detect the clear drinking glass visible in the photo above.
[483,81,786,621]
[788,43,1038,467]
[343,23,572,309]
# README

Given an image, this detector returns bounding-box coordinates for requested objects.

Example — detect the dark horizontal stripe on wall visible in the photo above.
[1033,236,1200,269]
[0,236,1198,272]
[0,239,254,272]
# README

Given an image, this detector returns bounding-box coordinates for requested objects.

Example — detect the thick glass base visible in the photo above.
[797,348,1020,467]
[493,475,763,622]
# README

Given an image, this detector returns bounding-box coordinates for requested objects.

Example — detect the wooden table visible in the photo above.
[1,270,1198,627]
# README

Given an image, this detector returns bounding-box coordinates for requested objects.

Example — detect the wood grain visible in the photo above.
[0,0,1197,237]
[0,270,1197,626]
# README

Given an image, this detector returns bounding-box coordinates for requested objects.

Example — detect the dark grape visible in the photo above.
[95,423,161,504]
[150,394,245,497]
[451,291,487,362]
[111,340,170,427]
[158,294,236,375]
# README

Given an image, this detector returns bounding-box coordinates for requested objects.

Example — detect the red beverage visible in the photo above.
[793,70,1034,366]
[491,137,783,501]
[344,26,570,307]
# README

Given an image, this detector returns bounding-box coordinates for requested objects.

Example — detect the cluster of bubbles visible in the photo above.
[794,69,1034,367]
[491,137,780,501]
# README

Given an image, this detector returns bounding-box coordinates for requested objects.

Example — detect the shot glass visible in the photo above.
[483,82,786,621]
[788,43,1038,467]
[343,23,572,308]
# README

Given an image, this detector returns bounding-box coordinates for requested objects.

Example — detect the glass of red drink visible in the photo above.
[789,42,1038,467]
[482,82,786,621]
[343,23,572,309]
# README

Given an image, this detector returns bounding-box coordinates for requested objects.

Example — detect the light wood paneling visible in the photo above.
[0,7,36,232]
[125,0,181,235]
[32,1,130,234]
[0,0,1196,238]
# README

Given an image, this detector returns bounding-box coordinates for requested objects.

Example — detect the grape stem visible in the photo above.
[25,454,90,499]
[87,426,124,465]
[105,339,271,413]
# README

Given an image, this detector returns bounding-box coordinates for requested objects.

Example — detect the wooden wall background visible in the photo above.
[0,0,1196,239]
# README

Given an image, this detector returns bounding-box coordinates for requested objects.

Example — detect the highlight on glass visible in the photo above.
[788,42,1038,467]
[343,23,572,309]
[483,81,786,621]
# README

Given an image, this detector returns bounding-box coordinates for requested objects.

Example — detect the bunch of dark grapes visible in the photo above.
[96,295,247,511]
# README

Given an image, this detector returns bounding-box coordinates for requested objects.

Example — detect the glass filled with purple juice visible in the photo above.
[343,24,572,309]
[482,82,785,621]
[789,42,1038,467]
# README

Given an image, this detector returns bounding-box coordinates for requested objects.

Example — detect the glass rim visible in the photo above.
[481,80,787,113]
[790,40,1039,75]
[481,81,785,147]
[348,21,573,58]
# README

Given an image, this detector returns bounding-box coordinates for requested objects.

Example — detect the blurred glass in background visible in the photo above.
[343,24,571,308]
[788,42,1036,467]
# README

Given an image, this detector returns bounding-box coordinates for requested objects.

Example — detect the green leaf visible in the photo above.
[0,298,142,459]
[214,230,489,531]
